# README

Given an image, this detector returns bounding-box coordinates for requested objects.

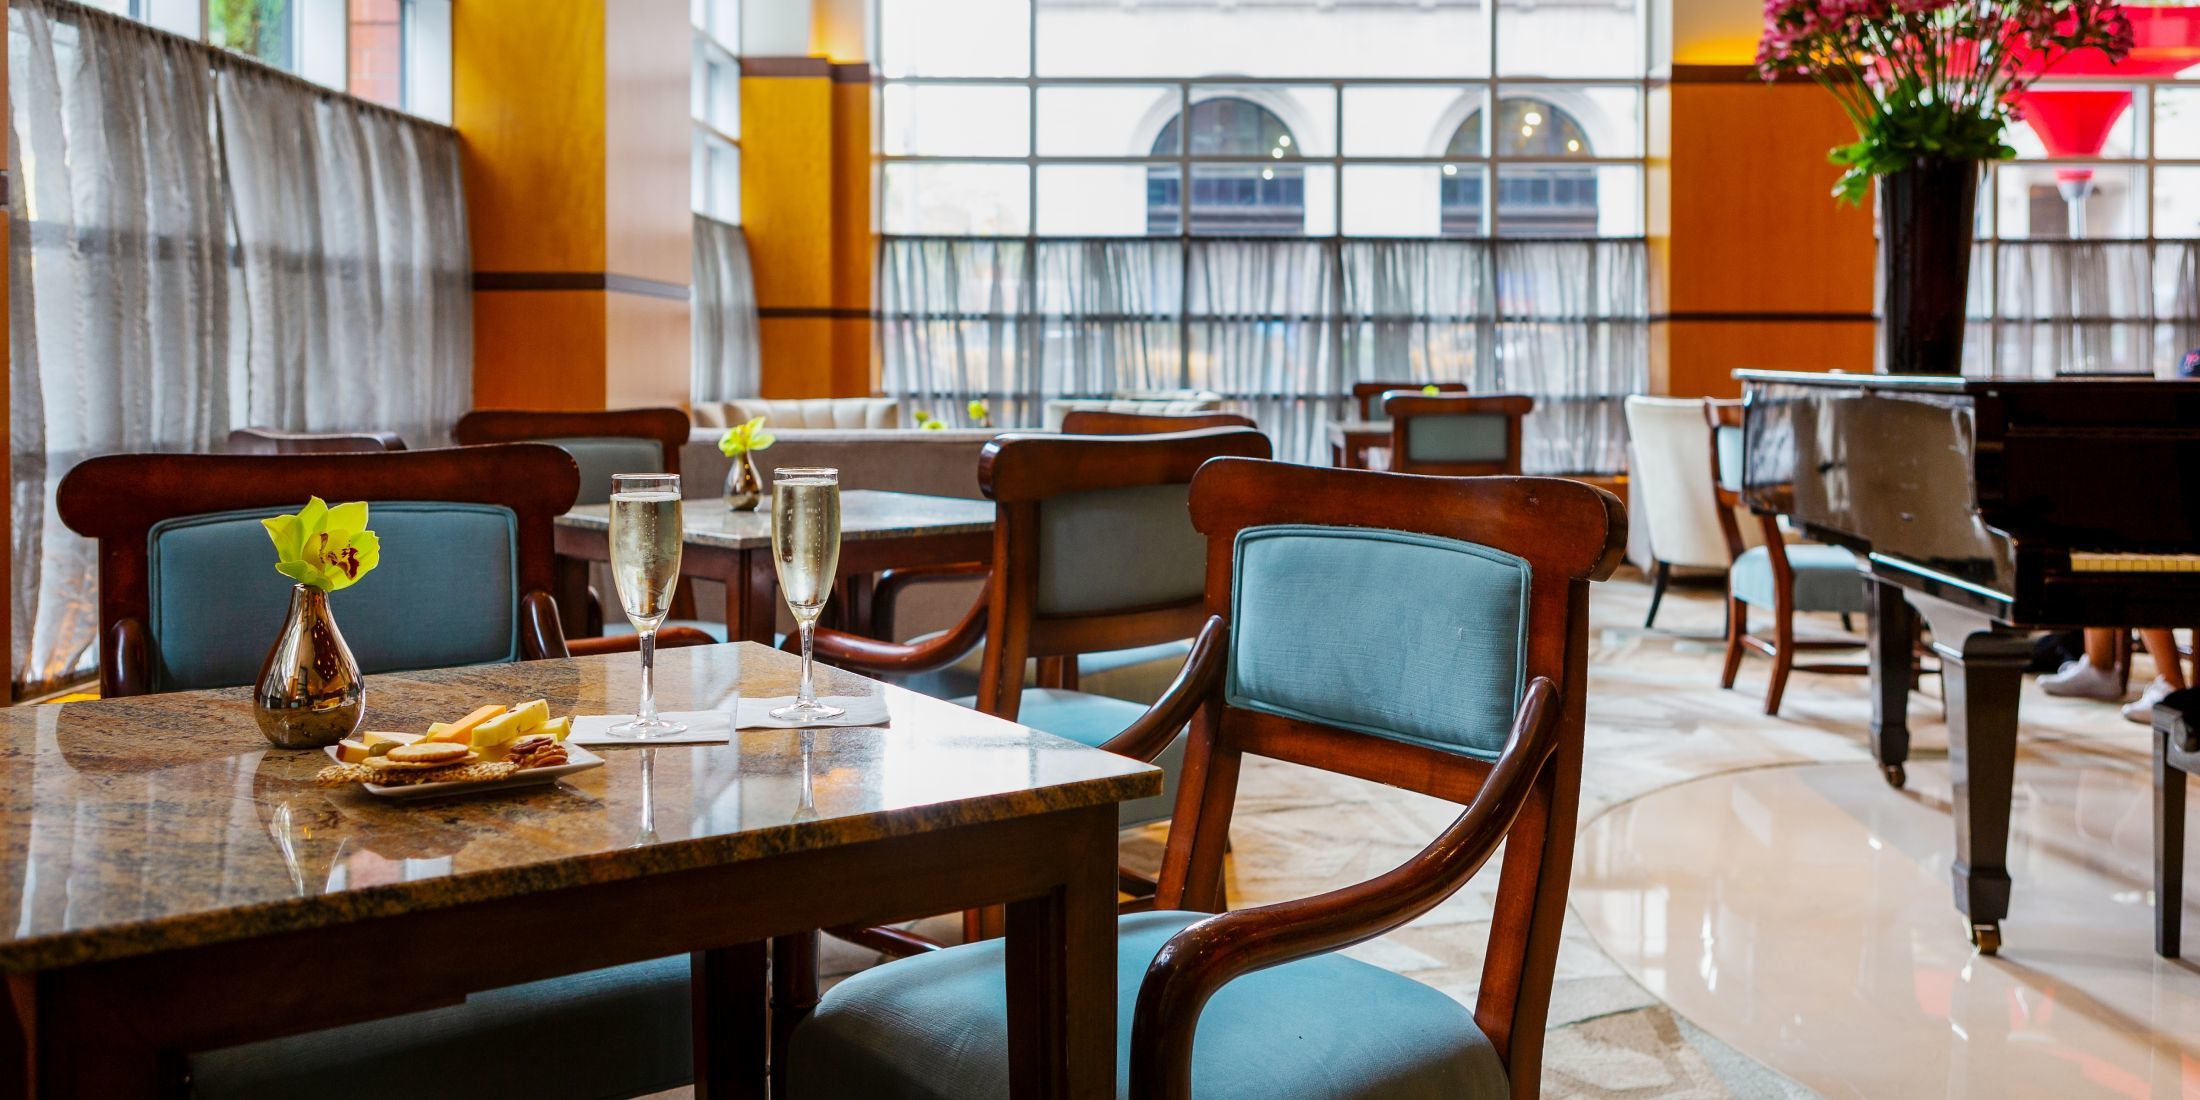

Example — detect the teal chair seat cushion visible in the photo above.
[546,436,666,506]
[1729,543,1870,613]
[147,502,520,692]
[1228,525,1527,762]
[787,909,1506,1100]
[949,688,1180,829]
[188,956,690,1099]
[891,639,1195,707]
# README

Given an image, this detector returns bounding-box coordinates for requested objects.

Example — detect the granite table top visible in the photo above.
[0,643,1157,973]
[557,490,995,551]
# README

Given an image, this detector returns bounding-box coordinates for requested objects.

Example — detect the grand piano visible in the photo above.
[1736,370,2200,953]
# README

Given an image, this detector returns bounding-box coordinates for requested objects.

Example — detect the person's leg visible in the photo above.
[2042,628,2127,700]
[2123,629,2188,724]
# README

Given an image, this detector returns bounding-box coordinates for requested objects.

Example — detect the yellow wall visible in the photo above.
[454,0,693,411]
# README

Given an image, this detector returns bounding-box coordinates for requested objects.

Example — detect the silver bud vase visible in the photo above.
[725,451,763,510]
[254,584,365,749]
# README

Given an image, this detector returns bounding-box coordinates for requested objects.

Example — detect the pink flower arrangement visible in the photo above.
[1758,0,2134,201]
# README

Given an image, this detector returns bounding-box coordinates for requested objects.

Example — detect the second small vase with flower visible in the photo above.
[256,497,380,749]
[719,416,776,510]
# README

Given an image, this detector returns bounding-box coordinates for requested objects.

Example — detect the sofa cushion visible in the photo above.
[700,398,902,431]
[1043,395,1224,431]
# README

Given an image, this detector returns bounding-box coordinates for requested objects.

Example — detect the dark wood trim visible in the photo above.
[742,56,833,78]
[473,271,691,301]
[758,306,875,320]
[1653,311,1877,323]
[831,61,873,84]
[1667,64,1838,85]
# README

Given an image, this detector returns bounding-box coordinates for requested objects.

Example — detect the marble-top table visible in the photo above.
[1326,420,1391,470]
[554,490,995,643]
[0,642,1154,1096]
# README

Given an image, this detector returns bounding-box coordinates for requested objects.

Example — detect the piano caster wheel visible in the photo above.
[1882,764,1907,789]
[1970,923,2001,955]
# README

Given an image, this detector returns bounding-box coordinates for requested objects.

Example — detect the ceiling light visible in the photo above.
[1271,147,1284,159]
[1277,135,1292,148]
[1261,168,1275,180]
[1521,124,1534,137]
[1567,139,1580,152]
[1524,110,1543,125]
[1442,164,1458,176]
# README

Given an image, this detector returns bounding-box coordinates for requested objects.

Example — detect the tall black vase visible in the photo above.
[1879,157,1979,376]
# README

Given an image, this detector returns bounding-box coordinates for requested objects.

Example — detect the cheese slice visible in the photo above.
[530,715,572,742]
[428,704,508,744]
[468,708,531,749]
[359,731,423,757]
[509,699,551,733]
[334,738,374,764]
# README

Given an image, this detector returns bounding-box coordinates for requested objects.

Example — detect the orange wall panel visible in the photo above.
[742,72,837,313]
[760,317,836,399]
[471,291,609,410]
[454,0,605,273]
[1655,319,1876,398]
[830,72,876,396]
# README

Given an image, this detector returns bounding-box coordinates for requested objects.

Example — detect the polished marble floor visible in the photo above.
[678,570,2192,1098]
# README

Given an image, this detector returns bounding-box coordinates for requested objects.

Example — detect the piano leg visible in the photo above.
[1936,626,2033,956]
[1868,579,1918,789]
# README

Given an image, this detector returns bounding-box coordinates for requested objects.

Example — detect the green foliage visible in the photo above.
[717,417,776,456]
[1827,94,2014,205]
[262,497,380,592]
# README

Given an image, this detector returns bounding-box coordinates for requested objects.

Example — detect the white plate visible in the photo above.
[322,741,604,800]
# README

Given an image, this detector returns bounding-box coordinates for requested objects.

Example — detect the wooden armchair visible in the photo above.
[227,427,409,454]
[53,445,709,697]
[1351,380,1467,419]
[1384,392,1535,476]
[454,407,696,636]
[1059,409,1257,435]
[784,458,1625,1100]
[1706,398,1872,717]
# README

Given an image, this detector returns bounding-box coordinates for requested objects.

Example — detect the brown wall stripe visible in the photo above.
[474,271,691,301]
[830,62,872,84]
[1665,64,1848,85]
[745,56,833,78]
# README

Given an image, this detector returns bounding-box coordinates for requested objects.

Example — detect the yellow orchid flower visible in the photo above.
[1422,384,1440,395]
[966,399,991,427]
[262,497,380,593]
[718,416,777,457]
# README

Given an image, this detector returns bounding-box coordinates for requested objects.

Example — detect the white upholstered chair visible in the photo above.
[1623,396,1737,628]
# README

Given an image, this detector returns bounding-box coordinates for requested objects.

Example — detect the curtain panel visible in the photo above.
[692,215,762,403]
[8,0,471,695]
[879,235,1649,472]
[1955,240,2200,377]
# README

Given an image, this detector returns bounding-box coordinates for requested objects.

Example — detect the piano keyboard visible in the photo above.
[2068,552,2200,573]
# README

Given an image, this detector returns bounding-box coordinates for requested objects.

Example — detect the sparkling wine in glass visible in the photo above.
[607,473,688,738]
[770,468,844,721]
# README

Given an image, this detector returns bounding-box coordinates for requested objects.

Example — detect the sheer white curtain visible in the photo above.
[880,235,1649,470]
[692,214,762,402]
[8,0,470,694]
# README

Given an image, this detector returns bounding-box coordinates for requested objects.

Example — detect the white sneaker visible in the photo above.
[2122,677,2176,725]
[2038,658,2125,701]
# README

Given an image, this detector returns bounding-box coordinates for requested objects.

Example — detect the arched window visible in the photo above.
[1147,97,1304,235]
[1440,98,1598,237]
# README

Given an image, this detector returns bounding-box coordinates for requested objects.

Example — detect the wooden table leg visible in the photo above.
[1868,579,1917,789]
[1003,806,1117,1100]
[554,553,596,639]
[2159,728,2187,959]
[769,932,820,1098]
[692,942,768,1100]
[1936,626,2032,955]
[726,551,778,645]
[30,977,180,1098]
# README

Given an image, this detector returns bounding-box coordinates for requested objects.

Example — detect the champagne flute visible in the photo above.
[607,473,689,738]
[770,468,844,721]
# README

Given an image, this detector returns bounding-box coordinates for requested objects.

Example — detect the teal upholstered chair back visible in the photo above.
[1226,525,1528,761]
[1382,392,1533,475]
[1032,483,1208,616]
[146,503,521,692]
[971,425,1274,715]
[1401,413,1511,466]
[544,437,665,505]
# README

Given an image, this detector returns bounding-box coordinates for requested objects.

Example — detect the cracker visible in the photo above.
[386,741,471,764]
[369,761,520,786]
[367,750,480,772]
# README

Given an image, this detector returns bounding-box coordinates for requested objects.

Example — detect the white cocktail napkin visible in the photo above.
[569,695,890,745]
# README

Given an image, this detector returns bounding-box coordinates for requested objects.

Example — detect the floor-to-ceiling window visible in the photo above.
[691,0,761,403]
[84,0,452,120]
[875,0,1650,472]
[1965,45,2200,375]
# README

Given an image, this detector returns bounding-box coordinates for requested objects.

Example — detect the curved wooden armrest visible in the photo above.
[520,589,571,659]
[108,619,152,697]
[795,591,990,674]
[1127,676,1560,1099]
[565,627,719,657]
[1098,616,1227,763]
